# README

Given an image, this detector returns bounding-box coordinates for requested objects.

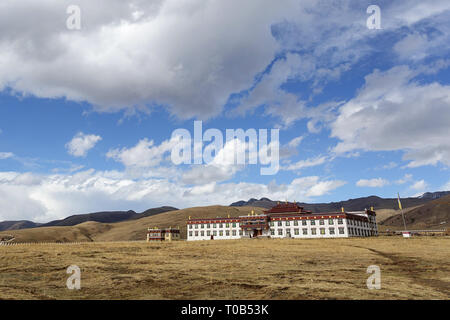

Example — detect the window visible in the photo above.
[226,223,230,228]
[302,220,307,226]
[207,223,210,228]
[328,219,334,225]
[270,229,275,235]
[278,229,283,235]
[277,221,282,226]
[207,230,211,236]
[201,224,205,229]
[294,220,298,226]
[219,223,223,228]
[302,228,308,235]
[319,219,324,225]
[232,223,236,228]
[320,228,325,235]
[270,221,274,226]
[195,224,199,229]
[189,225,192,229]
[201,231,205,236]
[219,230,223,236]
[311,220,316,225]
[189,231,193,236]
[232,230,236,236]
[239,230,243,236]
[329,228,335,235]
[286,229,291,235]
[213,231,217,236]
[226,230,230,236]
[311,228,316,235]
[294,228,299,235]
[195,231,199,236]
[338,218,343,225]
[339,227,345,234]
[286,221,290,226]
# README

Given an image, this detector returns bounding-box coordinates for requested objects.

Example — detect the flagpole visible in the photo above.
[398,193,407,232]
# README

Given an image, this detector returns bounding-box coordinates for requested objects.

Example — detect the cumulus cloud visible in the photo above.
[0,1,447,124]
[0,0,296,119]
[107,137,176,168]
[356,178,389,188]
[66,132,102,157]
[331,65,450,168]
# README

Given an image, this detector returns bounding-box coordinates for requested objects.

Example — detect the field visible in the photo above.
[1,237,449,300]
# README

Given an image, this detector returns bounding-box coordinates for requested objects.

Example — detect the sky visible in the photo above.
[0,0,449,222]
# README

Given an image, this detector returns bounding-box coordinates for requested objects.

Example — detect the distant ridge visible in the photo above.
[0,220,42,232]
[0,206,178,231]
[230,191,450,212]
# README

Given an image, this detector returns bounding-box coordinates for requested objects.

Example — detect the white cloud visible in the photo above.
[0,0,295,119]
[107,138,174,168]
[0,169,346,222]
[395,174,413,184]
[356,178,389,188]
[331,65,450,168]
[383,162,398,170]
[287,135,304,148]
[0,152,14,160]
[66,132,102,157]
[0,1,448,122]
[410,179,428,191]
[283,156,327,171]
[442,180,450,191]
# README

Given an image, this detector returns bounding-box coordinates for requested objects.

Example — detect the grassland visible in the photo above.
[0,237,449,300]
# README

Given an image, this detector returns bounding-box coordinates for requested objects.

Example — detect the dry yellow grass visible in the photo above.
[0,237,448,300]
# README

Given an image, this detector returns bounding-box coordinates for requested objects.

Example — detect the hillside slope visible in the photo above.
[2,206,264,242]
[0,220,42,231]
[0,206,178,231]
[380,195,450,229]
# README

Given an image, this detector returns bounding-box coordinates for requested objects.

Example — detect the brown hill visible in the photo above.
[1,206,264,243]
[380,195,450,230]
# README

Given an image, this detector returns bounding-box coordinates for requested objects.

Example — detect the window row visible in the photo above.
[347,219,370,227]
[189,230,242,237]
[270,227,346,236]
[189,223,238,229]
[348,228,374,237]
[269,218,344,227]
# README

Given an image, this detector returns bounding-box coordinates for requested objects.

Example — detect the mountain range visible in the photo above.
[230,191,450,212]
[0,206,177,232]
[0,191,449,237]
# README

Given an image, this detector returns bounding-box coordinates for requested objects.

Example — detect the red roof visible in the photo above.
[264,202,310,214]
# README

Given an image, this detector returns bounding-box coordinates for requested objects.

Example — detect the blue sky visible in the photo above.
[0,1,449,222]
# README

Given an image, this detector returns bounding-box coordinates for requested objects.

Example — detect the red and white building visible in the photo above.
[186,202,378,241]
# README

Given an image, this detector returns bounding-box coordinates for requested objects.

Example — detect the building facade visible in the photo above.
[186,202,378,241]
[147,227,181,242]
